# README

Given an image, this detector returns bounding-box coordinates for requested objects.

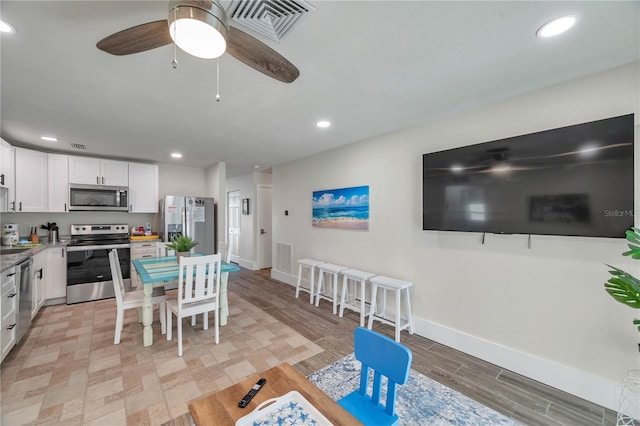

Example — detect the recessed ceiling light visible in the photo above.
[536,16,576,38]
[253,165,260,169]
[171,152,182,158]
[316,120,331,128]
[0,20,14,33]
[41,136,58,142]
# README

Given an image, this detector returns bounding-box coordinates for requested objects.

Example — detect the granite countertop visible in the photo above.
[0,241,68,273]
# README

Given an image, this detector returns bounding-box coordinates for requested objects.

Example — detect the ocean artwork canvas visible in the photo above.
[312,185,369,230]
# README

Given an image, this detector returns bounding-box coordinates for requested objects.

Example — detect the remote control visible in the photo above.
[238,378,267,408]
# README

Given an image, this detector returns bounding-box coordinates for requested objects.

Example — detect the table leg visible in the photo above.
[220,272,229,326]
[142,284,154,347]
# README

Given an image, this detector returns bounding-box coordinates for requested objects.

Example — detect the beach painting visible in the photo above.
[312,185,369,230]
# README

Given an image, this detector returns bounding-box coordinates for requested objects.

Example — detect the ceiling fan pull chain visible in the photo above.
[216,58,221,102]
[172,6,178,69]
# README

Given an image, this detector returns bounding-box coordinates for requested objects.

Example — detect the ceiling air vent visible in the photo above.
[70,143,87,150]
[228,0,314,41]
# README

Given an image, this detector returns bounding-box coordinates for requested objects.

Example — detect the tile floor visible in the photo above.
[0,291,322,425]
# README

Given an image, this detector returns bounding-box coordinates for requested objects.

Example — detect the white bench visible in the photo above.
[295,258,325,304]
[315,263,349,315]
[367,275,414,342]
[339,268,377,327]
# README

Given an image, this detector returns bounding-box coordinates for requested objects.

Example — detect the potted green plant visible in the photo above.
[166,235,198,259]
[604,227,640,334]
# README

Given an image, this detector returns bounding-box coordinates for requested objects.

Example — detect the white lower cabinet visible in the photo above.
[130,241,159,289]
[1,266,18,362]
[46,247,67,301]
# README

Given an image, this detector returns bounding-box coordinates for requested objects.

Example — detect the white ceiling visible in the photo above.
[1,1,638,177]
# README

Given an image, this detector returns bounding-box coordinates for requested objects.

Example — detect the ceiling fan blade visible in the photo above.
[226,27,299,83]
[97,20,172,56]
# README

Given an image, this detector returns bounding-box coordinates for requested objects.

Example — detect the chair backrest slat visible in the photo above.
[177,254,221,309]
[108,249,125,304]
[218,241,230,263]
[353,327,412,417]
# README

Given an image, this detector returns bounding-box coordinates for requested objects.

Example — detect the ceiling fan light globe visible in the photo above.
[168,3,228,59]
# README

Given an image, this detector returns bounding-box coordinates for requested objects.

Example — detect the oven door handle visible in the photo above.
[67,243,131,252]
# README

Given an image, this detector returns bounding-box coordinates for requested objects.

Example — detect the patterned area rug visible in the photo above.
[307,353,520,426]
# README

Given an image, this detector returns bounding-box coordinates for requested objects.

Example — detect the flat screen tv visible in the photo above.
[422,114,635,238]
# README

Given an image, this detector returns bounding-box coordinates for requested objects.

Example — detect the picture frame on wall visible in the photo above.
[242,198,250,215]
[312,185,369,230]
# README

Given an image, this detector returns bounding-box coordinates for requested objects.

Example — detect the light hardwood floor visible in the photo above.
[1,267,617,425]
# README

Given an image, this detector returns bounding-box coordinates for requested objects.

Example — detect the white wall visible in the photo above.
[205,161,226,252]
[158,164,207,198]
[271,62,640,410]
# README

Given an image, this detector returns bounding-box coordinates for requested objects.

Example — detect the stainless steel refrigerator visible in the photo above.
[160,196,216,254]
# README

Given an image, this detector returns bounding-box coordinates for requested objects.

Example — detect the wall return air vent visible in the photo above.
[70,143,87,150]
[228,0,314,42]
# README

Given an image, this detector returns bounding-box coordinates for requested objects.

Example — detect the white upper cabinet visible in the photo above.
[0,139,15,206]
[128,163,158,213]
[68,156,128,186]
[48,154,69,212]
[14,148,47,212]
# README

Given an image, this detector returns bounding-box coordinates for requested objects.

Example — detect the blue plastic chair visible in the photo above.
[338,327,412,425]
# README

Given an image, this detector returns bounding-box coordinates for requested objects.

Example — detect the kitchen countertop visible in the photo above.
[0,241,68,273]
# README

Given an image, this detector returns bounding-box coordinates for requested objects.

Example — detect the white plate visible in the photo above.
[235,390,333,425]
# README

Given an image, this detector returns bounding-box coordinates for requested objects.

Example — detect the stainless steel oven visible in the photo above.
[66,224,131,304]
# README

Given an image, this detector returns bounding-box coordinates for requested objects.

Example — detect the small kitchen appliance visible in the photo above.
[2,224,19,246]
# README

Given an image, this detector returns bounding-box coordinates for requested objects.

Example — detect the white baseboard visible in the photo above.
[413,317,621,412]
[271,269,297,286]
[269,268,622,411]
[236,257,255,270]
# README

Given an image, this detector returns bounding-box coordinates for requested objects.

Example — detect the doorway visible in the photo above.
[256,184,272,269]
[227,190,240,262]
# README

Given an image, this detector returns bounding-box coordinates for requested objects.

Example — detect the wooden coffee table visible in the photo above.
[188,362,361,425]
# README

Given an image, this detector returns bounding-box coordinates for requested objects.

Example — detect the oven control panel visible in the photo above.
[70,224,129,236]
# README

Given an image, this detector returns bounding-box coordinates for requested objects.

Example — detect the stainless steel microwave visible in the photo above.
[69,184,129,211]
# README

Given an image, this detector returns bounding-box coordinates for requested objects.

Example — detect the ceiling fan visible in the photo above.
[96,0,299,83]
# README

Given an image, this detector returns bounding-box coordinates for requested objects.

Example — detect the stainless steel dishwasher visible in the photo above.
[15,257,33,343]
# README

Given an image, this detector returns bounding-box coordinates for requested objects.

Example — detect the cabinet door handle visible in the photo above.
[8,293,16,298]
[64,203,67,212]
[10,201,15,211]
[37,268,43,279]
[97,176,100,184]
[1,173,4,185]
[7,324,16,330]
[102,176,105,185]
[61,249,65,258]
[6,272,15,277]
[19,201,22,211]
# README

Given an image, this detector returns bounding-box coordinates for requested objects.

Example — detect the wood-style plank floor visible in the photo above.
[230,268,616,426]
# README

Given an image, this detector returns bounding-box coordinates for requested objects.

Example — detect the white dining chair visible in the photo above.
[156,241,175,257]
[166,253,222,356]
[109,249,166,345]
[156,241,179,291]
[218,241,231,263]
